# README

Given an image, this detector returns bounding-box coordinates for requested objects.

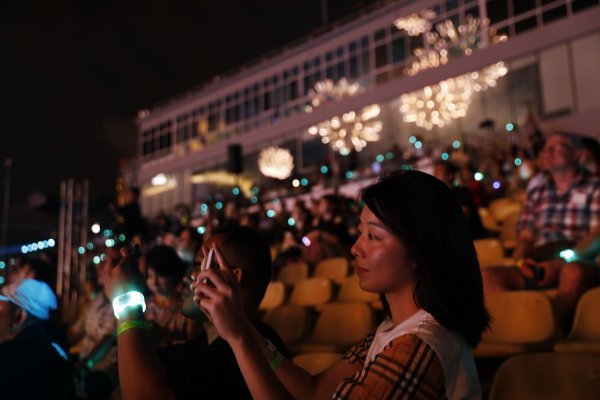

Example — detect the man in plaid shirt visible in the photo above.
[483,132,600,330]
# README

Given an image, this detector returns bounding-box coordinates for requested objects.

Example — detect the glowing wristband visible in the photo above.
[559,249,576,263]
[112,291,146,319]
[117,320,150,336]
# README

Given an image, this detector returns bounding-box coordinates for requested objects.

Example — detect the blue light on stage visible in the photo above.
[197,226,207,235]
[441,153,449,160]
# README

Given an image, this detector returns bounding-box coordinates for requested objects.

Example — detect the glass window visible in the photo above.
[375,44,388,68]
[375,28,387,41]
[336,61,346,79]
[349,56,359,78]
[515,16,537,34]
[487,0,509,24]
[542,5,567,24]
[326,51,334,62]
[361,35,369,48]
[336,46,344,57]
[514,0,536,16]
[361,51,371,74]
[391,36,406,63]
[349,41,357,53]
[573,0,598,13]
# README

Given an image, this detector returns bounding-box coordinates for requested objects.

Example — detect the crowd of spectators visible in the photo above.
[1,127,599,399]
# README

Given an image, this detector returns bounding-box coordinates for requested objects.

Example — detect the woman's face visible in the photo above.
[351,206,416,294]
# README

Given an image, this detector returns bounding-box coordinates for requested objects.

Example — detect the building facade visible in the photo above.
[132,0,600,216]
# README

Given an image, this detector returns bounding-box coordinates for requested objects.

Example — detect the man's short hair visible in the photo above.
[212,226,272,310]
[145,245,186,282]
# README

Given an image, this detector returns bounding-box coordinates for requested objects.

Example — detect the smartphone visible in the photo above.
[202,248,217,284]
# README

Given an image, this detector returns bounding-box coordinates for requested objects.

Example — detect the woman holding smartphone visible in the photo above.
[193,171,490,399]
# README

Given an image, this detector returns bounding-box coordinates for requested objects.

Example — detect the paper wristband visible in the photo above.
[112,291,146,319]
[117,320,150,336]
[270,351,284,371]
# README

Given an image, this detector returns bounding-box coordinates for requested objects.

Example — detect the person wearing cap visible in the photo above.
[0,278,75,399]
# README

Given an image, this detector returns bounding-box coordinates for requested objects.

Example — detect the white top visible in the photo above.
[365,309,481,400]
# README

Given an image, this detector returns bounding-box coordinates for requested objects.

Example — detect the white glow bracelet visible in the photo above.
[112,291,146,319]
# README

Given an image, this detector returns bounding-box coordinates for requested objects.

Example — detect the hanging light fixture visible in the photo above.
[307,78,361,110]
[394,9,436,36]
[257,146,294,179]
[308,104,382,155]
[400,77,472,130]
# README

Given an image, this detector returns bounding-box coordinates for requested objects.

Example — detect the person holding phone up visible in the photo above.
[103,226,287,400]
[193,171,489,400]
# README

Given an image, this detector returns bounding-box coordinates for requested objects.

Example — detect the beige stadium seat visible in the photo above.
[289,277,333,307]
[554,287,600,354]
[336,274,379,303]
[314,257,349,284]
[259,281,286,311]
[475,291,560,357]
[293,302,375,354]
[489,353,600,400]
[293,352,343,375]
[489,198,521,223]
[478,207,500,233]
[474,238,514,268]
[262,305,311,346]
[277,262,309,285]
[499,210,520,250]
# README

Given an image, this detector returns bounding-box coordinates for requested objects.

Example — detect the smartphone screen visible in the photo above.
[202,248,217,284]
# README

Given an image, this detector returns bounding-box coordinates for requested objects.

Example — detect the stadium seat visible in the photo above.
[259,281,286,311]
[478,207,500,233]
[554,287,600,354]
[489,353,600,400]
[499,210,520,250]
[293,302,375,353]
[263,305,311,345]
[293,352,343,375]
[277,262,309,285]
[314,257,349,284]
[474,238,514,268]
[475,291,560,357]
[289,277,333,307]
[336,274,379,303]
[489,198,521,223]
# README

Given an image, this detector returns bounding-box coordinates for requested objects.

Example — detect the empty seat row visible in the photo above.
[276,257,350,285]
[260,274,380,311]
[262,302,376,355]
[476,287,600,357]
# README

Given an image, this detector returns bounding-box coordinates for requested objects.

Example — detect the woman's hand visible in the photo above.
[191,243,250,343]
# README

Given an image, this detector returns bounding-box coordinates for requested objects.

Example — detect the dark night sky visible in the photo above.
[0,0,379,245]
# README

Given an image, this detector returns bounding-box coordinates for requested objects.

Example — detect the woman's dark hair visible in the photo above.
[360,170,490,347]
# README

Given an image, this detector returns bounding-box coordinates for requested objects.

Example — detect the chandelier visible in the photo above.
[400,77,472,130]
[426,15,484,56]
[308,104,382,155]
[307,78,360,110]
[257,147,294,179]
[393,9,436,36]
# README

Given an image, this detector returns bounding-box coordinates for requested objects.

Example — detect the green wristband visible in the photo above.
[269,350,284,371]
[117,320,150,336]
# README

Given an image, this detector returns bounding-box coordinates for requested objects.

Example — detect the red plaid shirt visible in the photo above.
[333,334,446,399]
[516,171,600,246]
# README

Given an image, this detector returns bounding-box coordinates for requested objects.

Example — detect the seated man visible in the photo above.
[482,132,600,330]
[104,225,287,400]
[143,244,204,347]
[0,278,75,399]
